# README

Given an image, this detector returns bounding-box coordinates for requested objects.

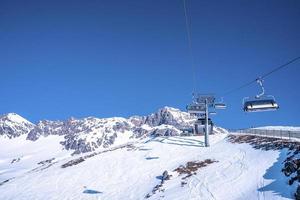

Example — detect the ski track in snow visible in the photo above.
[0,133,295,200]
[186,148,247,200]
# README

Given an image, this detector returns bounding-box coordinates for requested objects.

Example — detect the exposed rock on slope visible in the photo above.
[27,120,64,141]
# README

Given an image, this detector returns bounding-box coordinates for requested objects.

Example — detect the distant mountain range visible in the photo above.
[1,107,223,154]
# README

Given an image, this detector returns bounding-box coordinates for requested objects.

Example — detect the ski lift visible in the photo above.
[186,93,207,115]
[186,103,206,114]
[214,97,227,109]
[196,118,213,125]
[214,103,226,109]
[243,78,279,112]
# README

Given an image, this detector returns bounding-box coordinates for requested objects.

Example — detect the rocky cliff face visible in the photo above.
[27,120,65,140]
[143,107,195,128]
[0,107,199,154]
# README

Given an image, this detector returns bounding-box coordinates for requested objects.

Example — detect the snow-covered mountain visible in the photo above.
[0,113,34,138]
[1,108,300,199]
[0,107,197,154]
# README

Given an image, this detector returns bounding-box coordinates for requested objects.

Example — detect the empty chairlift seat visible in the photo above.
[214,103,226,109]
[243,96,279,112]
[186,103,206,114]
[196,118,213,125]
[243,78,279,112]
[214,97,227,109]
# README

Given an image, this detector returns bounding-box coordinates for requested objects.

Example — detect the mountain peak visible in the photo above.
[160,106,181,112]
[1,113,33,125]
[0,113,35,138]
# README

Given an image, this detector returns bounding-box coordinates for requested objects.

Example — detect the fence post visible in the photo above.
[280,130,282,139]
[264,130,266,137]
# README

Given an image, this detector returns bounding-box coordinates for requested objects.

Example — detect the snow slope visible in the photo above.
[0,133,294,200]
[0,135,70,182]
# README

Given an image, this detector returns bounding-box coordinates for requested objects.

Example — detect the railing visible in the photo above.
[230,128,300,140]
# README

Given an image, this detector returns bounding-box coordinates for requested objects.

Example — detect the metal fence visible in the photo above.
[230,128,300,140]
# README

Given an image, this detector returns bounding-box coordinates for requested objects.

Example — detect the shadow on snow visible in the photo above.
[83,189,103,195]
[258,149,295,199]
[145,156,159,160]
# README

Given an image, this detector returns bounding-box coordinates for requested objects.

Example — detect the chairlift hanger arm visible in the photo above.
[255,78,265,98]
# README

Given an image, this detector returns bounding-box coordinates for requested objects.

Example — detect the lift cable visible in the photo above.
[182,0,197,94]
[222,55,300,97]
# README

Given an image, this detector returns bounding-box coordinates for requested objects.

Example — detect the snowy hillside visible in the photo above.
[1,133,299,200]
[1,108,300,199]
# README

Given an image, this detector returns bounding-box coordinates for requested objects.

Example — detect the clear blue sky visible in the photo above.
[0,0,299,128]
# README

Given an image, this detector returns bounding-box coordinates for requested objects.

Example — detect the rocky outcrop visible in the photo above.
[27,120,65,141]
[144,107,195,129]
[295,185,300,200]
[149,125,181,137]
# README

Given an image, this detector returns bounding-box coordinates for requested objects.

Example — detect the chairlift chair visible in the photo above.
[243,96,279,112]
[186,103,206,115]
[243,78,279,112]
[209,111,217,115]
[196,118,212,125]
[214,97,227,109]
[214,103,226,109]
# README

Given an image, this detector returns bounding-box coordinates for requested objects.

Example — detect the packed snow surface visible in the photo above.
[0,133,294,200]
[0,135,70,182]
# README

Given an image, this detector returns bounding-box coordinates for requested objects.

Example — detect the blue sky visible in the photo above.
[0,0,299,128]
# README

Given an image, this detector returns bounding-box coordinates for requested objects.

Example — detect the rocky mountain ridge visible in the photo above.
[0,107,214,154]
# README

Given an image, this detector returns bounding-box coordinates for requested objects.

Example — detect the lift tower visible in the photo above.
[187,94,216,147]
